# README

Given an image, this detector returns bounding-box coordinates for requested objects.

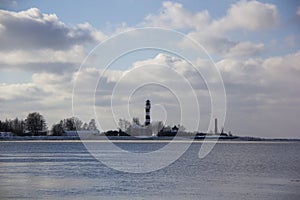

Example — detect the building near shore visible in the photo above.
[63,130,100,137]
[126,124,152,136]
[0,132,14,138]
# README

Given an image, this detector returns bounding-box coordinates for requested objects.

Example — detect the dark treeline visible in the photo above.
[0,118,26,136]
[0,112,47,136]
[0,112,97,136]
[51,118,97,136]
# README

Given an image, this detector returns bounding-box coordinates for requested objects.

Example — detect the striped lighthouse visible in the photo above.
[145,100,151,126]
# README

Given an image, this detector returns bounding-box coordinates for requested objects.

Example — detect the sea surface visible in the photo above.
[0,141,299,200]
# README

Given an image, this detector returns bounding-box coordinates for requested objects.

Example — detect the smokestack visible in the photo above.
[145,100,151,126]
[214,118,218,134]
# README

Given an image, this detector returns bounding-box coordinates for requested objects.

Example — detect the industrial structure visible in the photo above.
[214,118,218,134]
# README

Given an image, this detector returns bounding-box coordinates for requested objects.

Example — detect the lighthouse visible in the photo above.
[145,100,151,126]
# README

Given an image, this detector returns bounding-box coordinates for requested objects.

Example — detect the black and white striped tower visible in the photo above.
[145,100,151,126]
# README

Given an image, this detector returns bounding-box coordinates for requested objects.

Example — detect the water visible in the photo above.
[0,141,299,199]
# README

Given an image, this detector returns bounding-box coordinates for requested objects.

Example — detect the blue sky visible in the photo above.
[0,0,300,137]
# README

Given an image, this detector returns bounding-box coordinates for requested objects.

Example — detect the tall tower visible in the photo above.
[145,100,151,126]
[214,118,218,134]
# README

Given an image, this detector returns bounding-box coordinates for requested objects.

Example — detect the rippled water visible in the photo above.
[0,141,299,199]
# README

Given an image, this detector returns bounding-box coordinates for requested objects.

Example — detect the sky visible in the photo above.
[0,0,300,138]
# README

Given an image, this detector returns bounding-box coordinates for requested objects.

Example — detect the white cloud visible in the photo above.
[0,8,108,74]
[144,1,278,57]
[182,31,236,55]
[0,83,47,101]
[216,51,300,137]
[0,72,74,125]
[263,50,300,81]
[143,1,211,30]
[211,0,279,32]
[0,8,106,51]
[0,45,85,65]
[297,6,300,16]
[143,1,279,33]
[218,50,300,94]
[182,32,265,59]
[225,42,264,58]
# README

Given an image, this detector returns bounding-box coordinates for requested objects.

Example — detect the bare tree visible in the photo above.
[118,119,131,132]
[0,118,25,135]
[132,117,141,126]
[62,117,83,131]
[150,121,164,136]
[88,119,97,131]
[72,117,83,130]
[12,118,25,136]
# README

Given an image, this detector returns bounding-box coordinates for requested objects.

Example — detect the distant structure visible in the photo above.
[145,100,151,126]
[126,100,152,136]
[214,118,218,134]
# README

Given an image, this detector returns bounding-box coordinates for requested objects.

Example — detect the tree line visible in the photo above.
[0,112,98,136]
[104,117,186,137]
[51,118,97,136]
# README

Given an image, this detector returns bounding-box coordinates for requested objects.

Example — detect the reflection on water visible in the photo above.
[0,141,300,199]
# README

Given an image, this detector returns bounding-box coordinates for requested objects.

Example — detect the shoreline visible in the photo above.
[1,135,299,142]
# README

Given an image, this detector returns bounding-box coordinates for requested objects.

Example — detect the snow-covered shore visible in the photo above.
[0,135,299,142]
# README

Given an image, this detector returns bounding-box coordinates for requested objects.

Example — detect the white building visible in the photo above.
[126,124,152,136]
[0,132,14,138]
[63,130,100,137]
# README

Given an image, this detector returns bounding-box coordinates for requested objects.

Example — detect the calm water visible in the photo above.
[0,141,299,200]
